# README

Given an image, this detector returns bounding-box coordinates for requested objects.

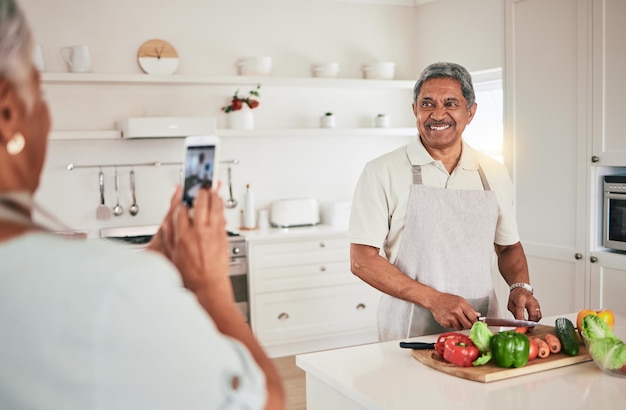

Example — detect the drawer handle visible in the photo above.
[319,266,326,272]
[356,303,366,310]
[319,242,326,248]
[278,312,290,320]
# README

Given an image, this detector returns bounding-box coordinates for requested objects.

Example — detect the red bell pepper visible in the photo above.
[442,336,479,367]
[435,332,471,356]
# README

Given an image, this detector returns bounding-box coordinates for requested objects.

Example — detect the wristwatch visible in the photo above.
[510,282,534,294]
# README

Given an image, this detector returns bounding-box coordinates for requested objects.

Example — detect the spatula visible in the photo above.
[96,169,111,220]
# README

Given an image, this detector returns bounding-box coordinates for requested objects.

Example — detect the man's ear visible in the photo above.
[0,78,19,144]
[467,102,478,124]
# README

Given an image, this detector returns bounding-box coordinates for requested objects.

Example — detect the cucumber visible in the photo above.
[555,317,580,356]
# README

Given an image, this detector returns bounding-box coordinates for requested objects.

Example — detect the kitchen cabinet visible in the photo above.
[591,0,626,165]
[589,252,626,315]
[505,0,626,316]
[247,230,380,357]
[504,0,588,316]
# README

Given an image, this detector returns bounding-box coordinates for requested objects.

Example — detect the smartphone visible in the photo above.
[182,135,220,207]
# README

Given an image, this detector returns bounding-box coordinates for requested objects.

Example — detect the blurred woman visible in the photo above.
[0,0,284,408]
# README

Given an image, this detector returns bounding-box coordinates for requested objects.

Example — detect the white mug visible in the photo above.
[32,45,45,72]
[61,45,92,73]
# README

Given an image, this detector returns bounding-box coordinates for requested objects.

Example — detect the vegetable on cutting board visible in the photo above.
[442,336,479,367]
[469,321,493,366]
[527,337,539,361]
[533,337,550,359]
[543,333,562,354]
[490,330,530,368]
[555,317,579,356]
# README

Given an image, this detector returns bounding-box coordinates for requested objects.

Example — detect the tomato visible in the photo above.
[528,337,539,361]
[622,365,626,375]
[576,309,615,336]
[514,327,528,334]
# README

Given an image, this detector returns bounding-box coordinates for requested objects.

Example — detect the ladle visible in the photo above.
[113,168,124,216]
[129,169,139,216]
[225,166,238,209]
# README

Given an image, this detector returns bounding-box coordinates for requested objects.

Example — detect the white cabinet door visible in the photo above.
[589,252,626,315]
[591,0,626,165]
[504,0,587,315]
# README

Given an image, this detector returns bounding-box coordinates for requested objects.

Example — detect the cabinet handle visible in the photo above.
[591,156,600,163]
[319,242,326,248]
[356,303,366,310]
[277,312,289,320]
[575,253,583,260]
[590,256,598,263]
[319,266,326,272]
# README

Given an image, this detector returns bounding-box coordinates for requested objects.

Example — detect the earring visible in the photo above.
[6,132,25,156]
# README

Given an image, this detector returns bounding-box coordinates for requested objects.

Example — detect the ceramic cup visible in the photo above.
[61,45,92,73]
[32,45,45,72]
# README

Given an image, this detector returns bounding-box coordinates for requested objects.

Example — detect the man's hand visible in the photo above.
[508,288,542,322]
[428,292,482,330]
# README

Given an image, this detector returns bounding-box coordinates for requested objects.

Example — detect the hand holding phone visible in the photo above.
[182,135,220,207]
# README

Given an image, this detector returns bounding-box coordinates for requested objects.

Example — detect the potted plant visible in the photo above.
[375,113,390,128]
[320,112,335,128]
[222,84,261,129]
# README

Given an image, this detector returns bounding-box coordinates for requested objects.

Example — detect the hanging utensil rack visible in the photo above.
[66,159,239,171]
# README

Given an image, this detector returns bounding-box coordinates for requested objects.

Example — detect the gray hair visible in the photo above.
[0,0,34,110]
[413,62,475,110]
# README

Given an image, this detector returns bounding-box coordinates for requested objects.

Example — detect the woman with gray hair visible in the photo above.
[0,1,284,408]
[349,61,542,340]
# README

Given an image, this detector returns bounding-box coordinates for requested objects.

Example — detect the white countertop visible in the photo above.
[238,224,347,243]
[296,313,626,409]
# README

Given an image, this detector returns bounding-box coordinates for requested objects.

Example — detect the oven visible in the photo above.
[100,225,250,322]
[603,175,626,252]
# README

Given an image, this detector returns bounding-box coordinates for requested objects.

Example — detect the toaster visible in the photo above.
[270,198,320,228]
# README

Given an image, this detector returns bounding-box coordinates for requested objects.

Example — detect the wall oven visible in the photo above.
[100,226,249,322]
[603,175,626,252]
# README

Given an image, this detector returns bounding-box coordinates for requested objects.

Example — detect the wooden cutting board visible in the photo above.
[411,325,592,383]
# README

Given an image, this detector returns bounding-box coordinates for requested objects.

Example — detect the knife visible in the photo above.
[399,341,436,350]
[478,317,539,328]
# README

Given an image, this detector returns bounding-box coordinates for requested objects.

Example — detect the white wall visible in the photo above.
[20,0,503,235]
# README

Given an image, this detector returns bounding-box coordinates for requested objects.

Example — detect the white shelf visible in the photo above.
[48,128,416,141]
[41,72,415,90]
[216,127,416,137]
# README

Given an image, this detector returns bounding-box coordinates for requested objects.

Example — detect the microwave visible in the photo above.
[603,175,626,252]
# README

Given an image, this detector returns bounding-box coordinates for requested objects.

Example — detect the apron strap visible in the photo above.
[477,165,491,191]
[412,165,423,185]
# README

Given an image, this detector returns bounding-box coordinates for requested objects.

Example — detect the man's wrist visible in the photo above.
[509,282,534,294]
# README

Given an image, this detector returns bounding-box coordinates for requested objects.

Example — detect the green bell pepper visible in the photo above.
[489,330,530,368]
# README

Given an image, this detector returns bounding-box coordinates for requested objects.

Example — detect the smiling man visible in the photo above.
[349,62,542,341]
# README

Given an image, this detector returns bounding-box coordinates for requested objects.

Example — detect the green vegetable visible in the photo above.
[581,314,619,342]
[490,330,530,368]
[469,322,493,353]
[555,317,580,356]
[472,352,492,367]
[589,338,626,370]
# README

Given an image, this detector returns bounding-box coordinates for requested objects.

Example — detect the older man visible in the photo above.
[349,62,542,341]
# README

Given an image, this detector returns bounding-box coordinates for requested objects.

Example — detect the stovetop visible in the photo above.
[99,225,241,245]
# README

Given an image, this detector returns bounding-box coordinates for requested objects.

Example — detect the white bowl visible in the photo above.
[362,61,396,80]
[237,56,272,76]
[312,62,340,78]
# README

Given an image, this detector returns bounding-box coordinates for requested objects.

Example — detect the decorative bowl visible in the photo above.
[582,334,626,378]
[237,57,272,76]
[362,61,395,80]
[312,62,340,78]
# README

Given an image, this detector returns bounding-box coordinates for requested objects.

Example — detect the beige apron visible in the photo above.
[377,163,500,341]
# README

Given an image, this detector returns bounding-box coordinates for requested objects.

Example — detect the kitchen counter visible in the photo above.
[238,224,347,243]
[296,313,626,409]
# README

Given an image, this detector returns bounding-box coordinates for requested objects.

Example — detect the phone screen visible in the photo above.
[182,144,217,207]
